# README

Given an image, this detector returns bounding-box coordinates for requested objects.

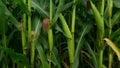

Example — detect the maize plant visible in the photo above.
[0,0,120,68]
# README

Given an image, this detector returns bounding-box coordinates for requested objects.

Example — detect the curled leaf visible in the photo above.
[104,38,120,60]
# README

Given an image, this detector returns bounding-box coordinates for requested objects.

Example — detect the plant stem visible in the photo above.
[100,0,105,17]
[90,1,105,68]
[71,0,76,33]
[21,0,27,67]
[67,39,74,68]
[108,0,113,37]
[28,0,31,44]
[99,0,105,68]
[3,31,8,68]
[48,0,53,68]
[28,0,34,67]
[99,49,103,68]
[71,0,76,67]
[22,0,27,56]
[48,29,53,68]
[108,0,113,68]
[59,13,73,68]
[30,35,35,68]
[109,53,113,68]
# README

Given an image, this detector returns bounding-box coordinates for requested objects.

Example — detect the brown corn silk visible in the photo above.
[42,18,50,32]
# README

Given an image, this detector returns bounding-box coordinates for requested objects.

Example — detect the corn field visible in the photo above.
[0,0,120,68]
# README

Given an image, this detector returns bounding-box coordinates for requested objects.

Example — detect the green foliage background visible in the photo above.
[0,0,120,68]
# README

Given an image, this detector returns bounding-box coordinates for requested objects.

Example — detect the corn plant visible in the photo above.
[0,0,120,68]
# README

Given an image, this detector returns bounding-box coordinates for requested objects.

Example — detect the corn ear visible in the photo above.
[49,0,53,52]
[90,0,104,34]
[59,13,72,39]
[48,29,53,52]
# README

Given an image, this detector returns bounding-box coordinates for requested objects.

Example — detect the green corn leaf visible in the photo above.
[74,24,92,68]
[7,49,28,65]
[62,2,72,11]
[52,47,61,68]
[41,36,49,50]
[0,46,28,65]
[55,24,64,33]
[51,0,64,28]
[113,0,120,8]
[15,0,29,15]
[0,0,19,32]
[0,0,7,33]
[32,17,42,42]
[7,29,18,45]
[111,28,120,40]
[31,0,49,17]
[36,44,49,68]
[85,42,98,68]
[112,11,120,26]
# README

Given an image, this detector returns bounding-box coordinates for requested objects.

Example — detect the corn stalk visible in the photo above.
[90,0,104,68]
[22,0,27,56]
[107,0,113,68]
[48,0,53,68]
[19,0,26,66]
[71,0,77,67]
[59,13,73,68]
[27,0,35,67]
